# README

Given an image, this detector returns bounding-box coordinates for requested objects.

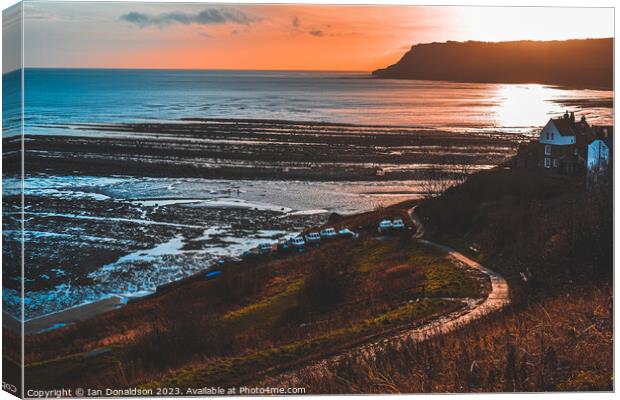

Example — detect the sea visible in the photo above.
[2,68,613,137]
[2,69,614,321]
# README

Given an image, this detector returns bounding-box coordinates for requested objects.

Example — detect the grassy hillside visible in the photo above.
[273,167,613,392]
[24,201,489,390]
[416,168,611,301]
[286,283,612,392]
[23,166,612,393]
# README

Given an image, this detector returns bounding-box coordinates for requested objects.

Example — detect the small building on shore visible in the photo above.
[538,111,592,173]
[587,126,613,184]
[513,111,612,181]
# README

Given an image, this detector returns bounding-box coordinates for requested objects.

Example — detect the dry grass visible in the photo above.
[24,233,477,390]
[23,167,612,393]
[275,168,613,394]
[143,298,463,389]
[283,284,612,393]
[416,168,612,300]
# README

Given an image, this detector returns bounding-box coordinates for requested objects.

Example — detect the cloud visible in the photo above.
[120,8,256,28]
[309,30,324,37]
[23,4,60,21]
[292,16,300,28]
[121,11,150,26]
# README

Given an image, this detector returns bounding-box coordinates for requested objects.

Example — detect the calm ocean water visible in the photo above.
[2,68,613,138]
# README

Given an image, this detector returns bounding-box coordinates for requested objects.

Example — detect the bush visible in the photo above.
[417,168,612,301]
[125,310,233,376]
[278,251,353,327]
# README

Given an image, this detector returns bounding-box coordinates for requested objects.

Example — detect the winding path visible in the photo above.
[407,205,510,340]
[260,205,510,385]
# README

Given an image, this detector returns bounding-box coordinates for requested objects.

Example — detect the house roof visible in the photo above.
[575,120,592,134]
[550,117,592,137]
[551,118,575,136]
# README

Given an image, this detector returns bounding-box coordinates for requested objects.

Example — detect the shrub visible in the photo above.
[279,251,353,326]
[125,310,233,375]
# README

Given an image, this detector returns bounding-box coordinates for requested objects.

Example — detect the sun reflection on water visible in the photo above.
[491,84,613,133]
[492,85,562,128]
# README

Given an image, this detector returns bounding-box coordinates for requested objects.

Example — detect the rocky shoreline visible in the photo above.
[7,119,521,180]
[2,118,521,322]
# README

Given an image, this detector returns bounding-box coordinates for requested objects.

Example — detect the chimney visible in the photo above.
[564,110,569,119]
[570,112,575,124]
[581,115,587,124]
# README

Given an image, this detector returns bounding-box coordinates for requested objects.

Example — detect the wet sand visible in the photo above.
[3,118,521,324]
[8,119,521,180]
[3,187,329,320]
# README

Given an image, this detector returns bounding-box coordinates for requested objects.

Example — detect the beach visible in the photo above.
[3,118,522,322]
[9,119,520,180]
[2,69,613,325]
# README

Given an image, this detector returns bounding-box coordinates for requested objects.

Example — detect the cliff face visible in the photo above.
[372,38,613,89]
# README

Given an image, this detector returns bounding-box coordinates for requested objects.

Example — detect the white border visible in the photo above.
[0,2,616,400]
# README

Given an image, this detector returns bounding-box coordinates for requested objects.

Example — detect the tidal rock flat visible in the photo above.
[8,119,520,181]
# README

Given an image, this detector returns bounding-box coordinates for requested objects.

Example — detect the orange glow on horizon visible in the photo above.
[23,4,614,71]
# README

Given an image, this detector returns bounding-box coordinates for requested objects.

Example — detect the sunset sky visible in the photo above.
[5,2,615,71]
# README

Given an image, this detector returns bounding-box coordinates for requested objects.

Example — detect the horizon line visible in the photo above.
[5,37,612,75]
[4,67,372,74]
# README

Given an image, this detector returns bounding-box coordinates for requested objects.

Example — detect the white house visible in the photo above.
[587,126,612,183]
[540,118,577,146]
[538,111,590,171]
[514,112,612,177]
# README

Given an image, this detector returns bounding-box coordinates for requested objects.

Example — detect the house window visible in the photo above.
[574,148,578,156]
[551,132,554,140]
[553,159,559,168]
[544,158,551,168]
[544,145,551,155]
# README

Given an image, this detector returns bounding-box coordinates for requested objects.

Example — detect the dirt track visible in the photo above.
[259,206,509,387]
